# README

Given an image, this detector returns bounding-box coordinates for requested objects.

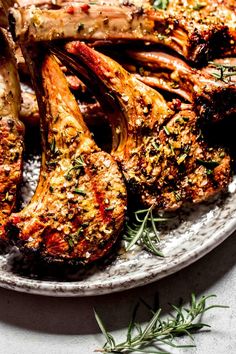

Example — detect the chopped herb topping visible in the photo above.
[192,2,207,10]
[153,0,169,11]
[49,137,61,161]
[209,62,236,83]
[64,156,85,180]
[77,23,84,32]
[152,141,160,151]
[105,206,114,211]
[74,188,86,196]
[66,227,84,249]
[177,153,188,165]
[163,125,170,135]
[196,159,220,169]
[49,186,54,193]
[174,190,182,202]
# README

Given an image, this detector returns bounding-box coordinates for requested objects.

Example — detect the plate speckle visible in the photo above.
[0,161,235,297]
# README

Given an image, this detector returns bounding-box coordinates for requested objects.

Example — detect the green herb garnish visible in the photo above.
[105,206,114,211]
[177,153,188,165]
[163,126,170,136]
[49,186,54,193]
[77,23,84,32]
[64,156,85,181]
[153,0,169,11]
[192,2,206,10]
[174,190,182,202]
[152,141,160,151]
[209,62,236,83]
[123,205,167,257]
[74,188,86,196]
[95,293,228,353]
[50,137,56,154]
[49,137,61,161]
[196,159,219,169]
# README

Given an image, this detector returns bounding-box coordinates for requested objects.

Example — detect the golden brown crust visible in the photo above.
[0,29,24,239]
[9,54,127,264]
[58,41,231,211]
[9,1,234,64]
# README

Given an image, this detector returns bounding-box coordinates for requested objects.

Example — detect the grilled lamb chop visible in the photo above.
[9,52,126,264]
[53,41,231,211]
[9,1,233,64]
[167,0,236,56]
[121,50,236,123]
[0,29,24,240]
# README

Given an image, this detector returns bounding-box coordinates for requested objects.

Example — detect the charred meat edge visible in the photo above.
[52,41,231,211]
[9,49,127,265]
[9,2,233,64]
[0,28,24,240]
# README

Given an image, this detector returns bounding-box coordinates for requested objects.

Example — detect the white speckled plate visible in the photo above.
[0,167,236,297]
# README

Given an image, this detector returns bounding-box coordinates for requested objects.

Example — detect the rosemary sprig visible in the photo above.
[64,156,85,180]
[123,206,167,257]
[95,293,228,353]
[209,62,236,83]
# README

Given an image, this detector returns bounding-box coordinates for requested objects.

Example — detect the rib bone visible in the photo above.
[9,1,233,64]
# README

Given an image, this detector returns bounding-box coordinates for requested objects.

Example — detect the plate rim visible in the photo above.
[0,212,235,297]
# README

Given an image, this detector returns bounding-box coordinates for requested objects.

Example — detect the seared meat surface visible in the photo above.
[9,0,233,64]
[54,42,231,211]
[9,53,126,264]
[167,0,236,55]
[0,0,234,267]
[120,50,236,123]
[0,29,24,240]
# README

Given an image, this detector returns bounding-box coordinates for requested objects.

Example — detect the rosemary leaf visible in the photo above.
[94,309,116,349]
[127,303,140,345]
[123,205,166,256]
[125,210,150,251]
[95,294,228,353]
[208,62,236,83]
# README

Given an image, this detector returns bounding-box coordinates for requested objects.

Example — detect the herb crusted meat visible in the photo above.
[55,41,231,211]
[0,29,24,240]
[0,0,234,268]
[9,0,234,64]
[9,53,127,264]
[53,42,231,210]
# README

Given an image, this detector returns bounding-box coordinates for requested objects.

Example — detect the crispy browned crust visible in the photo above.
[8,53,127,264]
[0,29,24,240]
[119,50,236,123]
[8,1,234,64]
[55,41,231,211]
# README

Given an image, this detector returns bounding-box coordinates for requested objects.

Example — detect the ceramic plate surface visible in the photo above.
[0,174,236,297]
